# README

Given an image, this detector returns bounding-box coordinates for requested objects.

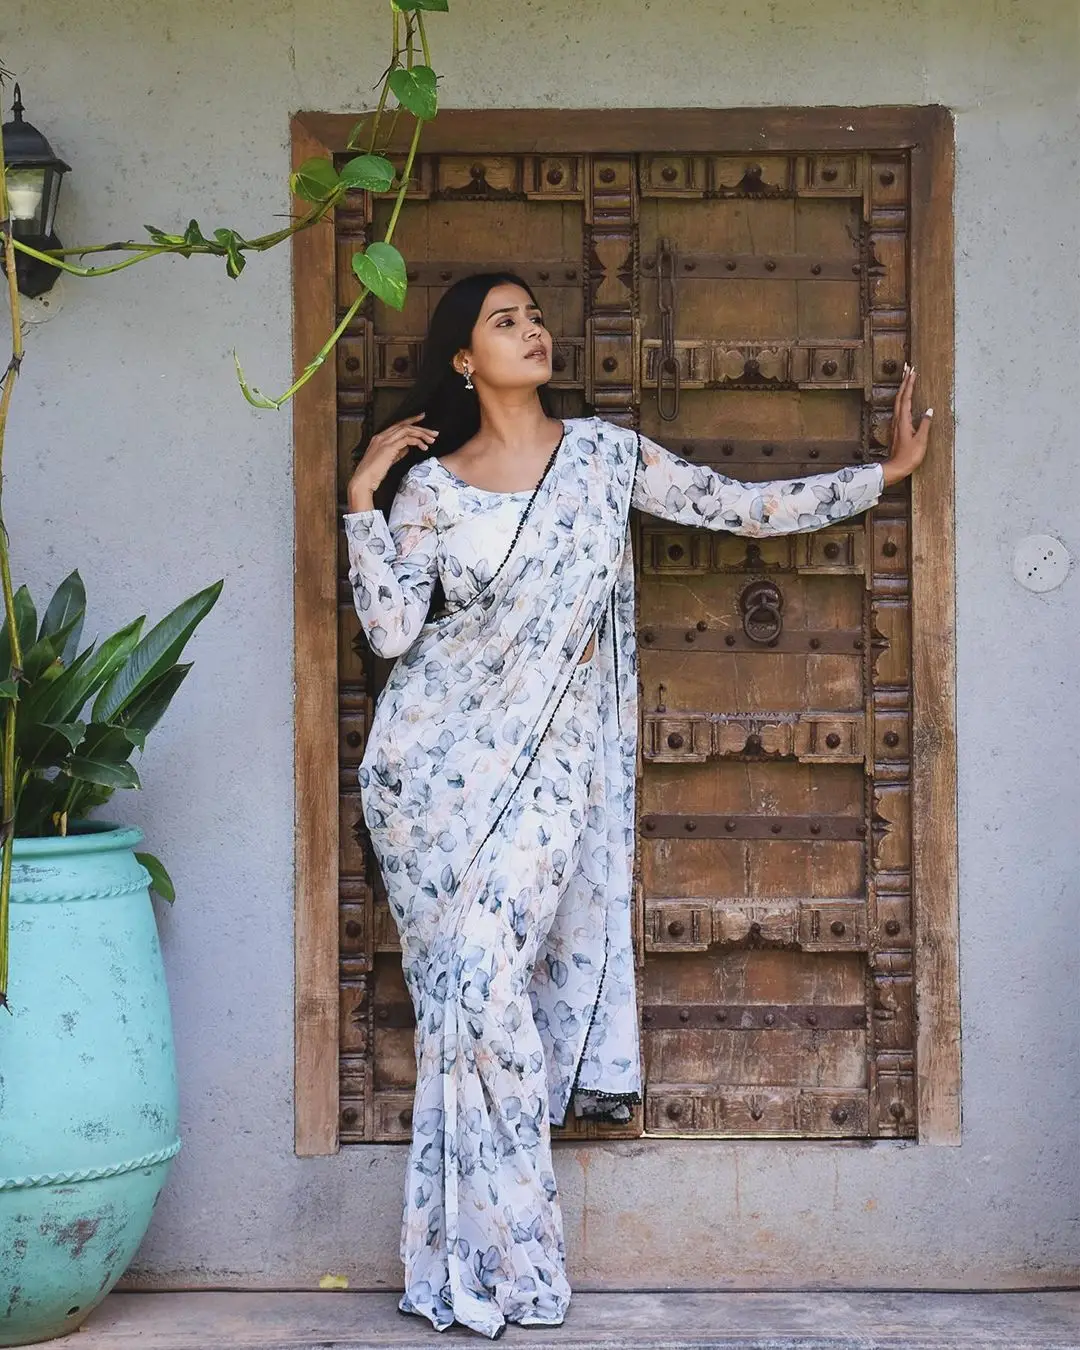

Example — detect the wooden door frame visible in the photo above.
[292,105,958,1156]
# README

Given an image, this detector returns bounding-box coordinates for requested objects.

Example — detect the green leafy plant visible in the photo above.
[7,570,222,863]
[0,0,451,1006]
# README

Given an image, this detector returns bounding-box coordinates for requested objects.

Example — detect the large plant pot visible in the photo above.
[0,821,180,1347]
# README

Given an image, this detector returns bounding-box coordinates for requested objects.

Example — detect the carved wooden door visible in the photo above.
[335,144,917,1144]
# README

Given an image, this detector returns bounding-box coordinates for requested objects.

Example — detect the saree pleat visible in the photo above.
[343,417,886,1337]
[400,657,600,1334]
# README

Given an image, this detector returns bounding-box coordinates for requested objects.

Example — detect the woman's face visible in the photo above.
[454,282,553,392]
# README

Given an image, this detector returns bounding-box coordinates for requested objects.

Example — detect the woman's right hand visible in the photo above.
[346,413,439,510]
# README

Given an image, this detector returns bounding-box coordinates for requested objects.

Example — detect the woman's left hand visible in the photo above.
[882,363,933,486]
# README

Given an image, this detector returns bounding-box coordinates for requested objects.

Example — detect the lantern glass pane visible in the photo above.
[39,167,62,237]
[5,167,46,229]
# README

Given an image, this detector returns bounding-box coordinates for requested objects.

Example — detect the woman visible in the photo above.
[343,272,932,1338]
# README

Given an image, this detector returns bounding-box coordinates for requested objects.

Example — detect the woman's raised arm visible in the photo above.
[630,431,885,537]
[342,468,440,659]
[629,364,931,537]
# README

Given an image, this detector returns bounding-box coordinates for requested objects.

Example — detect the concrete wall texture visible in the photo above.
[5,0,1078,1291]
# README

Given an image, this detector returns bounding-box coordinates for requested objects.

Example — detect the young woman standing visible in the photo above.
[343,272,932,1339]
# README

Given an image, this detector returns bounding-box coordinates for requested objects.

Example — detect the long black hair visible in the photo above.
[353,270,561,519]
[350,270,564,625]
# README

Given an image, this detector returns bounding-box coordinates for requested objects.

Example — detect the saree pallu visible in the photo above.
[345,417,886,1337]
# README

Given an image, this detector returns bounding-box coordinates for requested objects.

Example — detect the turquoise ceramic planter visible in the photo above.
[0,821,180,1347]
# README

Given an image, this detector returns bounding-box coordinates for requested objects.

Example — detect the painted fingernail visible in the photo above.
[925,408,934,416]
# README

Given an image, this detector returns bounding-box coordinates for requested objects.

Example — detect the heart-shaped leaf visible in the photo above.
[290,156,341,203]
[183,219,211,248]
[213,227,247,279]
[389,65,438,121]
[339,154,396,193]
[352,243,408,311]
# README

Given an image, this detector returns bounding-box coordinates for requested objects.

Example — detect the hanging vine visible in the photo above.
[0,0,449,1007]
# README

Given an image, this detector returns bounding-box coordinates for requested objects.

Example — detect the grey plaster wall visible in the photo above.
[5,0,1078,1290]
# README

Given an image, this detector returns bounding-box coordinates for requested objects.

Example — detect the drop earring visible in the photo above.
[462,364,474,391]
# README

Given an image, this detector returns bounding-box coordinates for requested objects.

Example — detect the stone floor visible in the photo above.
[73,1289,1080,1349]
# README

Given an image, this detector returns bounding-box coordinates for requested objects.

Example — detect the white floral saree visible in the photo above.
[343,416,884,1337]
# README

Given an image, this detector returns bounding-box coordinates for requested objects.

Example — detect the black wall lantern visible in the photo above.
[1,84,70,298]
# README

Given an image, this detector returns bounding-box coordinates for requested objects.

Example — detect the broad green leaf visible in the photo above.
[40,569,86,662]
[14,775,67,836]
[0,679,18,699]
[24,615,81,683]
[65,756,141,790]
[352,243,408,311]
[136,851,176,904]
[10,585,36,669]
[21,630,62,685]
[18,642,96,729]
[0,585,37,683]
[21,619,143,729]
[392,0,449,11]
[19,715,86,768]
[38,720,86,752]
[339,154,396,193]
[80,722,142,763]
[115,664,191,735]
[290,157,341,203]
[92,580,223,723]
[388,65,438,121]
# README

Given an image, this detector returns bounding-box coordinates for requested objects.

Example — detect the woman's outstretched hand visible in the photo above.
[881,364,933,487]
[347,413,440,511]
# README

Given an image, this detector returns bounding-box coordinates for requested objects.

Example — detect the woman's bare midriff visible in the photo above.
[578,632,596,664]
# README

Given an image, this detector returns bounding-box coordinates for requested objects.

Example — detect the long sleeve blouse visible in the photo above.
[342,420,885,660]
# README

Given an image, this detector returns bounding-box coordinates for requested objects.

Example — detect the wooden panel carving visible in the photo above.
[585,155,638,421]
[635,145,916,1138]
[311,116,955,1147]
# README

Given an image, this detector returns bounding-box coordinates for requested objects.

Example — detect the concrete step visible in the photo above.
[76,1289,1080,1349]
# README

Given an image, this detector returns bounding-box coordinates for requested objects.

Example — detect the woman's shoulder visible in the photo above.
[399,456,443,495]
[566,414,636,443]
[389,457,444,522]
[568,415,640,461]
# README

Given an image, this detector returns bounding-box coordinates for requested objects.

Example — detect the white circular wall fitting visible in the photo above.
[3,274,65,326]
[20,276,66,325]
[1012,534,1071,593]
